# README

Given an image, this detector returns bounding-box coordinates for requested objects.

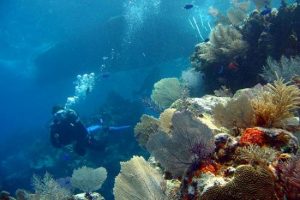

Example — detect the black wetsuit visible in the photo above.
[50,109,89,156]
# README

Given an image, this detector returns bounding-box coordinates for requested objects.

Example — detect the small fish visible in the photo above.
[184,4,194,10]
[260,6,272,16]
[102,56,109,60]
[100,72,110,79]
[86,87,91,95]
[218,65,224,74]
[228,62,239,71]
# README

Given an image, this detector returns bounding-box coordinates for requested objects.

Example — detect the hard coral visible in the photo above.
[201,165,278,200]
[239,128,266,146]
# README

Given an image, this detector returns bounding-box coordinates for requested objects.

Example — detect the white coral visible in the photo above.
[113,156,167,200]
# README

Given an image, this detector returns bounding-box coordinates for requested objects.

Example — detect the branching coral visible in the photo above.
[261,56,300,83]
[213,95,256,129]
[151,78,183,109]
[134,114,160,148]
[236,144,278,165]
[146,111,215,177]
[201,165,278,200]
[278,154,300,200]
[71,166,107,193]
[197,24,248,63]
[32,172,72,200]
[113,156,167,200]
[251,77,300,127]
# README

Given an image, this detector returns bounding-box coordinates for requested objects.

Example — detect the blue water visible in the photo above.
[0,0,288,199]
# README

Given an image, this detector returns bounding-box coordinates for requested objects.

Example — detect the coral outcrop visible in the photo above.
[191,3,300,92]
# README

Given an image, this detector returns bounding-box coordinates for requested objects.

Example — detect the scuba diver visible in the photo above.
[50,105,130,156]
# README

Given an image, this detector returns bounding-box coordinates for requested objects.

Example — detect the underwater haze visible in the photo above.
[1,0,300,200]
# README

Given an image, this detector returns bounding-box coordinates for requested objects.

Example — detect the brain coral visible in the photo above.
[201,165,278,200]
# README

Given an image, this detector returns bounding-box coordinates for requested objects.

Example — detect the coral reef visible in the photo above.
[113,156,167,200]
[191,3,300,92]
[151,78,183,109]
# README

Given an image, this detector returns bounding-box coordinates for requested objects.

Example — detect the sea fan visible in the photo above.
[278,154,300,200]
[151,78,183,109]
[146,110,215,177]
[261,56,300,83]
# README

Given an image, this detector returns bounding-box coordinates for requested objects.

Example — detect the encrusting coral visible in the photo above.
[239,128,266,146]
[113,156,167,200]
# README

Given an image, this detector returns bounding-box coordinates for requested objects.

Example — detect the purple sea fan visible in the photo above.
[278,154,300,200]
[146,110,215,177]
